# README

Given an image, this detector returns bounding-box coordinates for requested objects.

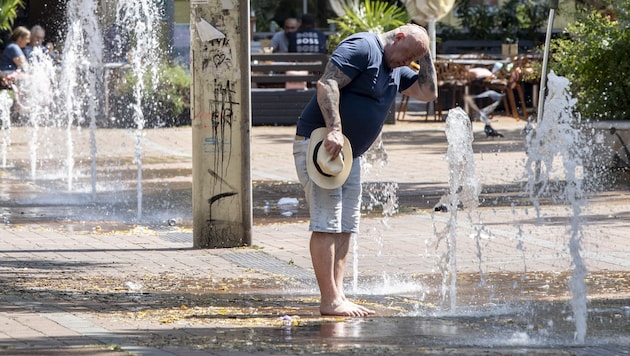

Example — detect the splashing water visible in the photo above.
[351,134,400,294]
[21,44,60,179]
[524,72,589,343]
[114,0,162,220]
[0,91,12,168]
[58,0,103,192]
[11,0,163,221]
[434,107,480,311]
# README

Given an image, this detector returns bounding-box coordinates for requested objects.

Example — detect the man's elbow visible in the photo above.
[317,78,337,93]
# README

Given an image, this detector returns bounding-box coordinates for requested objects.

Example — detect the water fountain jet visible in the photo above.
[433,107,480,311]
[2,0,166,223]
[525,71,589,343]
[0,91,12,168]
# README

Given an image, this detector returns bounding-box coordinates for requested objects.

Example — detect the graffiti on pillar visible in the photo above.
[202,39,233,71]
[192,0,247,244]
[206,168,238,222]
[203,78,241,220]
[208,78,239,175]
[201,13,233,72]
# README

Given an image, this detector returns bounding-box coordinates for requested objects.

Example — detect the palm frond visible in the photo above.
[0,0,25,32]
[328,0,409,51]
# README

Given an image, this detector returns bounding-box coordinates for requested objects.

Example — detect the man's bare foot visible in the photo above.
[320,300,376,317]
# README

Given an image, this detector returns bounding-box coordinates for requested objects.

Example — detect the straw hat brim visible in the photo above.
[306,127,353,189]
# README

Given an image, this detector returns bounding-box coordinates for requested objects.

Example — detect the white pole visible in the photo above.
[534,1,558,184]
[537,4,558,122]
[428,19,436,59]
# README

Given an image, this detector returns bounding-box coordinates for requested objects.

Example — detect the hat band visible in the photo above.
[312,141,333,177]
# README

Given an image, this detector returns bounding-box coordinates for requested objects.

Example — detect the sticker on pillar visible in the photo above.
[203,137,231,154]
[220,0,235,9]
[196,18,225,42]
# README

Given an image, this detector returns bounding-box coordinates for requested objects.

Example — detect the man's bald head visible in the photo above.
[381,24,431,68]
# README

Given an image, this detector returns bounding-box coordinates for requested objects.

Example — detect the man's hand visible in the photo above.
[324,130,345,158]
[317,62,353,155]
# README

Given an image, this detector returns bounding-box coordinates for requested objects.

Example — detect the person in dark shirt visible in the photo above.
[293,24,437,317]
[288,13,327,54]
[23,25,48,59]
[0,26,30,73]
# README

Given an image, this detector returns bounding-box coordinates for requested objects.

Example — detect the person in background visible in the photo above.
[23,25,47,59]
[293,24,437,316]
[270,17,298,53]
[45,42,60,62]
[288,13,327,54]
[0,26,30,73]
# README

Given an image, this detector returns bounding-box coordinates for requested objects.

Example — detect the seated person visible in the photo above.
[0,70,20,90]
[45,42,60,63]
[0,26,30,73]
[288,13,327,54]
[23,25,48,59]
[270,17,298,53]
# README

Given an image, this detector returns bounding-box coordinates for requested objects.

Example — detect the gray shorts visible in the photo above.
[293,138,362,234]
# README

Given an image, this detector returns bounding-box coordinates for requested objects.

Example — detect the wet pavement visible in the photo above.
[1,111,630,355]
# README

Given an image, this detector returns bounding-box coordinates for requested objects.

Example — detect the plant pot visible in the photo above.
[501,43,518,58]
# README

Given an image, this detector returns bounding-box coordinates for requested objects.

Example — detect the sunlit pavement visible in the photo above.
[1,112,629,355]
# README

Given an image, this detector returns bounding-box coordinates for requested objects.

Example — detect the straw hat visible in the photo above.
[306,127,353,189]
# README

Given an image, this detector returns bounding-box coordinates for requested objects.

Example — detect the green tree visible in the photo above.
[550,0,630,120]
[449,0,547,43]
[0,0,24,33]
[456,0,499,40]
[515,0,548,44]
[251,0,285,33]
[327,0,409,52]
[113,62,191,127]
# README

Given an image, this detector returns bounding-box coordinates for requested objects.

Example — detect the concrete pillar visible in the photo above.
[190,0,252,248]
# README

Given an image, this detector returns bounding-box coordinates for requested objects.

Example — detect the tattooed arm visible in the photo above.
[316,61,353,157]
[401,52,438,102]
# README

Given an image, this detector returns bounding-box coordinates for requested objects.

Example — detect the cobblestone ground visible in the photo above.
[1,116,629,355]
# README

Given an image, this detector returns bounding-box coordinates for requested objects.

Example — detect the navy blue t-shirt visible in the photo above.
[288,28,327,54]
[296,32,417,157]
[0,43,24,71]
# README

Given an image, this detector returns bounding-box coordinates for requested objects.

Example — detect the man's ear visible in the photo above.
[395,32,405,40]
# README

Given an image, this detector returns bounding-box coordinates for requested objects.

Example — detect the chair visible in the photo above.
[396,93,412,121]
[483,60,527,121]
[514,54,542,110]
[396,61,432,121]
[433,60,470,120]
[397,60,471,121]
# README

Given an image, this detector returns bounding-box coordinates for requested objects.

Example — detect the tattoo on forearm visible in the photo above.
[417,53,437,94]
[317,62,352,130]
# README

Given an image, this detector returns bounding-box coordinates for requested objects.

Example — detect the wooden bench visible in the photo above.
[251,52,328,126]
